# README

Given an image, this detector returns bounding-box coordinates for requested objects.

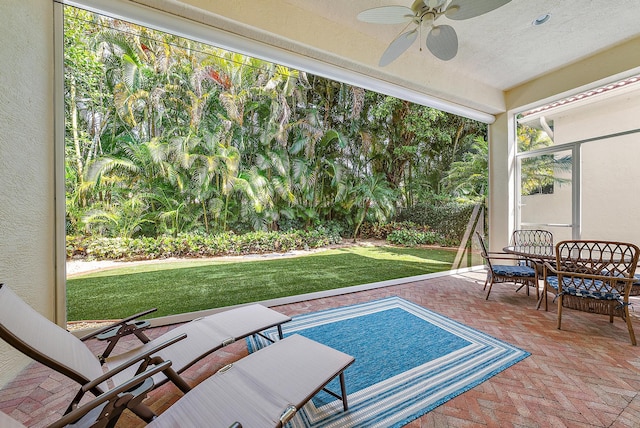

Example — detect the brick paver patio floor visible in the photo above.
[2,271,640,427]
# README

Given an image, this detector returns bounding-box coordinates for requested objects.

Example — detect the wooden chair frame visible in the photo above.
[541,240,640,345]
[511,229,554,247]
[511,228,554,286]
[476,232,538,300]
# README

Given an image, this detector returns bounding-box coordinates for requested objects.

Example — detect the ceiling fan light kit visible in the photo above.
[532,13,552,26]
[357,0,512,66]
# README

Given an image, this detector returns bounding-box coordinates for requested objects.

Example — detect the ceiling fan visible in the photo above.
[357,0,512,66]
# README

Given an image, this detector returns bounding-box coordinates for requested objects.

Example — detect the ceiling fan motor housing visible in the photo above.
[358,0,512,65]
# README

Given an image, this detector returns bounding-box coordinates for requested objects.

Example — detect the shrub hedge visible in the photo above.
[394,202,479,246]
[357,221,420,240]
[67,226,343,261]
[357,221,447,247]
[386,229,442,246]
[66,204,478,261]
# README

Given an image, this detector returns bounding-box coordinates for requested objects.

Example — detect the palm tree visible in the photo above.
[443,137,488,201]
[349,174,396,242]
[517,126,571,195]
[64,9,492,240]
[82,193,152,238]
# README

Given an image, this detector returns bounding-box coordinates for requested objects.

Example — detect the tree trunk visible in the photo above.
[352,202,370,243]
[69,76,86,207]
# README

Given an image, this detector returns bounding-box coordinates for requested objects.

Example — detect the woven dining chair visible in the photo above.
[511,229,554,288]
[511,229,553,253]
[541,240,640,345]
[511,229,553,246]
[476,232,538,300]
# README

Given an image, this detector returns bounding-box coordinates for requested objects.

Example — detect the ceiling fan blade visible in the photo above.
[379,29,419,67]
[445,0,512,20]
[426,25,458,61]
[423,0,447,9]
[357,6,414,24]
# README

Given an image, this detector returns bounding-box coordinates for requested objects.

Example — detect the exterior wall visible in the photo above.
[581,133,640,242]
[520,89,640,244]
[502,40,640,250]
[554,91,640,141]
[0,0,57,387]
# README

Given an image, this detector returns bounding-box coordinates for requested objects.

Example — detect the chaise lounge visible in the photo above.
[0,283,291,421]
[1,334,355,427]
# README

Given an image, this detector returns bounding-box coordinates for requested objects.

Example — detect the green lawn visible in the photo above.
[67,246,458,321]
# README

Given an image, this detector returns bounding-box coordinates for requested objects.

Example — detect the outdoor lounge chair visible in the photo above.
[147,334,355,427]
[510,229,554,268]
[96,303,291,391]
[0,283,291,421]
[0,360,174,428]
[1,334,354,428]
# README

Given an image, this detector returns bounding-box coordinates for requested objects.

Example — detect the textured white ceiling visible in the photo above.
[282,0,640,90]
[127,0,640,117]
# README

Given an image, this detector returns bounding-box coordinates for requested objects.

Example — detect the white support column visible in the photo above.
[487,112,515,252]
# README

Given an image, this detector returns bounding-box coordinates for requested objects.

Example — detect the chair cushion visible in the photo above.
[546,276,620,300]
[492,265,536,277]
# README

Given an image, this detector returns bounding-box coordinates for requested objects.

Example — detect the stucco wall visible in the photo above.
[582,134,640,243]
[487,113,513,252]
[520,89,640,244]
[0,0,57,387]
[520,151,573,241]
[570,91,640,243]
[502,39,640,249]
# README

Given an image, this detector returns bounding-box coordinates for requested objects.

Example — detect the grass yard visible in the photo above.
[67,245,459,321]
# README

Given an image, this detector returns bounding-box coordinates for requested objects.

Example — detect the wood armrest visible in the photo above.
[542,261,557,274]
[485,252,530,263]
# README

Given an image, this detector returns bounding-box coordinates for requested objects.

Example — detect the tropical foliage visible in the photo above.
[516,126,572,196]
[64,7,488,243]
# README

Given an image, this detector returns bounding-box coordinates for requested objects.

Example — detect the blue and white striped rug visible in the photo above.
[246,297,529,427]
